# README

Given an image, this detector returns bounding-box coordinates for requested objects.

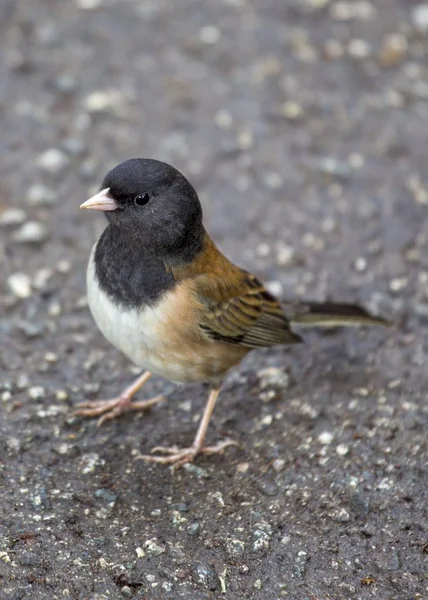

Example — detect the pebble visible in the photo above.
[144,539,165,555]
[354,257,367,272]
[258,367,289,390]
[83,90,122,113]
[77,0,104,9]
[37,148,69,173]
[389,277,408,293]
[318,431,334,445]
[94,488,117,504]
[226,538,246,559]
[52,73,77,94]
[378,34,408,68]
[272,458,286,472]
[331,1,376,21]
[198,25,221,45]
[62,137,87,157]
[214,109,233,129]
[32,268,53,290]
[0,208,27,226]
[275,243,295,266]
[7,273,32,299]
[281,101,304,120]
[347,39,372,59]
[13,221,48,244]
[28,386,45,400]
[412,4,428,33]
[186,521,200,536]
[26,184,57,206]
[252,521,273,552]
[349,492,370,517]
[293,550,308,579]
[257,478,279,497]
[336,443,349,456]
[192,563,220,590]
[265,280,283,297]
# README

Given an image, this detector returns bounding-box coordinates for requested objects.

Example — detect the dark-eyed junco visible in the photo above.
[74,158,389,466]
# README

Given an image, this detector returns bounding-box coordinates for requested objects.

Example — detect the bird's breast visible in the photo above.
[86,249,248,383]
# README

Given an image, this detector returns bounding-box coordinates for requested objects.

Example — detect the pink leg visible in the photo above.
[136,387,239,468]
[72,371,164,426]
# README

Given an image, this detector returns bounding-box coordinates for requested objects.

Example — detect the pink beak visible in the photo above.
[80,188,118,211]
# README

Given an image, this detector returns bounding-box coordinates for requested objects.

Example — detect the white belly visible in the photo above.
[86,249,198,382]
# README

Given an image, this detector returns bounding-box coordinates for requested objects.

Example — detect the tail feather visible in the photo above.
[289,301,390,328]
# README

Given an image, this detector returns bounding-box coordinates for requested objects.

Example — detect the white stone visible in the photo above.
[7,273,32,299]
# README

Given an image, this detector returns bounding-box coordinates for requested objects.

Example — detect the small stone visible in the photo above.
[281,101,304,120]
[32,268,53,290]
[7,273,32,299]
[354,257,367,272]
[37,148,69,173]
[265,280,283,297]
[349,492,370,516]
[198,25,221,45]
[389,277,408,293]
[378,34,408,68]
[77,0,103,9]
[120,586,132,598]
[214,109,233,129]
[324,39,344,59]
[57,260,71,274]
[264,172,284,191]
[347,39,372,59]
[80,453,104,474]
[258,367,289,391]
[192,563,220,591]
[0,208,27,226]
[336,443,349,456]
[144,539,165,555]
[26,184,57,206]
[83,90,122,113]
[94,488,117,504]
[62,137,87,157]
[13,221,48,244]
[226,538,246,559]
[52,74,77,94]
[187,521,200,536]
[252,521,272,552]
[236,462,249,474]
[28,386,45,400]
[318,431,334,445]
[412,4,428,33]
[136,547,145,558]
[272,458,286,472]
[275,243,295,266]
[293,551,308,579]
[319,157,351,178]
[254,579,262,589]
[256,242,270,257]
[332,508,351,522]
[257,478,278,496]
[236,128,254,150]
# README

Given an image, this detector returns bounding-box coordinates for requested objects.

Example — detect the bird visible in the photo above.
[74,158,389,467]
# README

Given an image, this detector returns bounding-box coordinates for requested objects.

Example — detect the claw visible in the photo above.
[136,439,239,468]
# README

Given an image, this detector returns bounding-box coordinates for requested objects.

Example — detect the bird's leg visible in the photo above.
[136,386,239,467]
[72,371,164,426]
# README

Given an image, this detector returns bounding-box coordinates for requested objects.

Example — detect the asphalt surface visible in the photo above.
[1,0,427,598]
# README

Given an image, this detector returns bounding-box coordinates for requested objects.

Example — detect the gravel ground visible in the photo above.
[1,0,428,598]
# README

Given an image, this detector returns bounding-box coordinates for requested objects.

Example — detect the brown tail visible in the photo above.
[289,301,390,328]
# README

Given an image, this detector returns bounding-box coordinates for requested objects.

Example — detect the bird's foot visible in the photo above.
[136,439,239,468]
[72,394,164,427]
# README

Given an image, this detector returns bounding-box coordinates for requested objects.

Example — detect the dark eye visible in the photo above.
[134,192,150,206]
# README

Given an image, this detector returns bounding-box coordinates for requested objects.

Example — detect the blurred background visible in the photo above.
[1,1,428,599]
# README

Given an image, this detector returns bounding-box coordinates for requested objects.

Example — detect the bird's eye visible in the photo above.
[134,192,150,206]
